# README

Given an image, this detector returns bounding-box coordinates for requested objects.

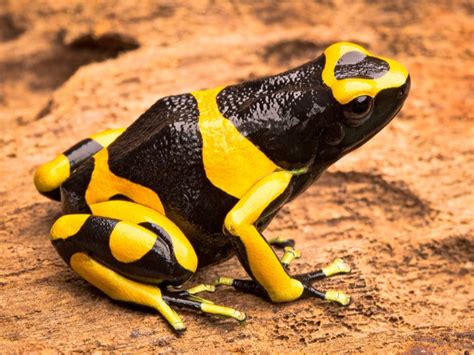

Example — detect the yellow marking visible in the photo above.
[90,200,197,272]
[85,149,165,214]
[186,284,216,294]
[109,221,157,263]
[322,258,351,277]
[281,246,301,266]
[34,154,70,193]
[50,214,89,240]
[224,171,304,302]
[325,290,351,306]
[90,128,126,147]
[70,252,185,330]
[200,303,246,321]
[215,276,234,286]
[322,42,409,104]
[192,87,279,198]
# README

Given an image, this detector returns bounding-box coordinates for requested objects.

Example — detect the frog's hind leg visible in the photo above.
[34,128,125,200]
[50,200,245,331]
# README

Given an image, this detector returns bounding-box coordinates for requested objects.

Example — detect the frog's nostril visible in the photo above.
[398,75,411,98]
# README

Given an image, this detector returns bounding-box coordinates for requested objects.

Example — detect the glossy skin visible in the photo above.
[34,42,410,331]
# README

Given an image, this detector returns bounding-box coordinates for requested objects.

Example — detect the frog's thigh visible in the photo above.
[34,128,125,201]
[49,205,198,331]
[51,205,197,285]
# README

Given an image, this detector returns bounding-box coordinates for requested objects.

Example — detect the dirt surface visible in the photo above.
[1,0,473,352]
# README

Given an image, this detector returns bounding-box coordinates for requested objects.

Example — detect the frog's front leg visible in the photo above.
[222,171,351,305]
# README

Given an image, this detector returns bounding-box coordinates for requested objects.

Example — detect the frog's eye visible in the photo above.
[342,95,374,126]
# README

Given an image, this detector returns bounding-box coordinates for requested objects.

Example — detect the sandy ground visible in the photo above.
[1,0,473,352]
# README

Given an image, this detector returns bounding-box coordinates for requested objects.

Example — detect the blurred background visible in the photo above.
[1,0,472,352]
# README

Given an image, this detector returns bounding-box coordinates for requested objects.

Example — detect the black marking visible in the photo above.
[162,293,202,310]
[39,188,61,201]
[335,51,389,80]
[52,215,193,285]
[63,138,103,170]
[60,158,95,214]
[217,55,338,169]
[139,222,175,252]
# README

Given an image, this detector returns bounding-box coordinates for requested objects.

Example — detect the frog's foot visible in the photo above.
[214,259,352,306]
[298,258,352,305]
[162,290,246,322]
[214,276,351,306]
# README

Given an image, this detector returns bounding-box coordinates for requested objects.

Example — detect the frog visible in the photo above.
[34,42,410,332]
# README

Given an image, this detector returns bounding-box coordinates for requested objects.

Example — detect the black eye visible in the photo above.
[343,96,374,126]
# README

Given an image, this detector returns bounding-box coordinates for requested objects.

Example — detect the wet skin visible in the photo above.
[34,42,410,332]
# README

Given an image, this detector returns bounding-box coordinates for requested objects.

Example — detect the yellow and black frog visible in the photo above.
[34,42,410,332]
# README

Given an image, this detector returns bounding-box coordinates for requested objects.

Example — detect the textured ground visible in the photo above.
[1,0,473,352]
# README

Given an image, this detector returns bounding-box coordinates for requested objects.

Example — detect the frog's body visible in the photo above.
[34,42,410,332]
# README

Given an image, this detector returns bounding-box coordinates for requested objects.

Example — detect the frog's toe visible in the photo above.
[281,246,301,269]
[214,276,235,286]
[297,258,352,283]
[162,291,246,323]
[301,283,351,306]
[186,283,216,295]
[324,290,351,306]
[322,258,352,277]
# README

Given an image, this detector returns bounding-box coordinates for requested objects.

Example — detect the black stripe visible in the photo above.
[335,51,389,80]
[63,138,103,169]
[60,158,95,214]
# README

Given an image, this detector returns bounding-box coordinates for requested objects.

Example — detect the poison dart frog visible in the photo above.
[34,42,410,332]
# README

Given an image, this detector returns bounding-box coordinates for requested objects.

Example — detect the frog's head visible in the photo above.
[315,42,410,166]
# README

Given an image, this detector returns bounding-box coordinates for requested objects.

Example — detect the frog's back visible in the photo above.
[61,93,239,264]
